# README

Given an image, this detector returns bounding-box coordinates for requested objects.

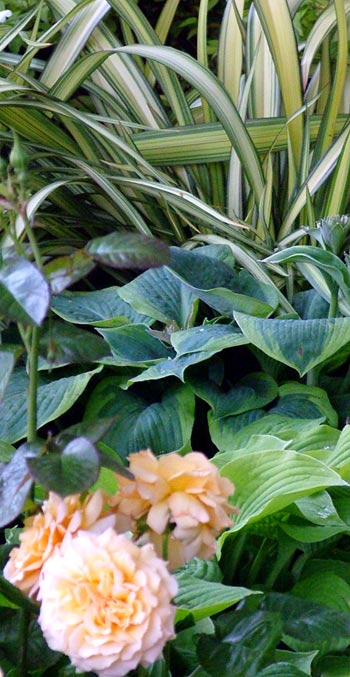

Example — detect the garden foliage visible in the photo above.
[0,0,350,675]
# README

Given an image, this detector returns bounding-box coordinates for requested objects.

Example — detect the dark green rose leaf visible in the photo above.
[85,232,170,269]
[0,442,42,528]
[44,250,95,294]
[27,437,100,496]
[0,257,50,326]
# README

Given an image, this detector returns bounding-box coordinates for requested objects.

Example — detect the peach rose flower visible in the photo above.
[3,490,115,600]
[38,528,177,677]
[110,450,236,569]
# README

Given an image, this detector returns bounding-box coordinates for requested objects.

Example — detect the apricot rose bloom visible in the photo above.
[110,450,236,568]
[3,490,114,600]
[38,528,177,677]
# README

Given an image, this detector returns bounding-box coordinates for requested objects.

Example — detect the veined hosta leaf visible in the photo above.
[167,247,278,317]
[326,424,350,471]
[222,415,324,451]
[261,592,350,654]
[84,380,195,458]
[175,571,260,622]
[217,449,345,537]
[119,265,198,327]
[51,287,151,327]
[291,572,350,613]
[127,351,215,385]
[0,367,102,443]
[233,312,350,376]
[270,383,338,428]
[192,372,278,420]
[98,324,172,366]
[0,352,15,403]
[171,324,248,355]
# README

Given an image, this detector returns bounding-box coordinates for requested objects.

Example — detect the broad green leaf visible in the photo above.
[98,324,172,365]
[218,449,345,535]
[175,571,260,622]
[256,666,307,677]
[84,380,195,458]
[274,650,317,675]
[209,409,266,450]
[295,491,344,527]
[281,522,347,544]
[38,321,110,369]
[291,572,350,613]
[0,352,15,403]
[265,246,350,301]
[51,286,151,327]
[193,372,278,420]
[0,257,50,326]
[234,312,350,376]
[0,442,41,528]
[261,592,350,654]
[196,610,281,677]
[214,436,291,468]
[85,232,170,269]
[326,424,350,470]
[27,437,100,496]
[169,248,278,317]
[317,656,350,676]
[291,424,340,454]
[128,351,216,385]
[218,415,324,451]
[270,383,337,427]
[0,366,102,443]
[171,324,249,355]
[119,265,198,327]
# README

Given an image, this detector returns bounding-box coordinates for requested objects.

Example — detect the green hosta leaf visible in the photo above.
[175,570,261,622]
[171,324,248,355]
[291,572,350,613]
[317,656,350,676]
[193,372,278,420]
[220,415,324,451]
[85,232,170,269]
[0,352,15,403]
[168,248,278,317]
[119,265,197,327]
[128,351,216,385]
[281,522,347,543]
[44,250,95,295]
[51,286,151,327]
[234,312,350,376]
[0,442,41,528]
[261,592,350,654]
[270,383,338,427]
[98,324,172,365]
[326,424,350,470]
[274,650,317,674]
[0,257,50,326]
[38,321,110,369]
[214,436,290,468]
[265,246,350,300]
[295,491,344,527]
[197,610,281,677]
[217,449,345,536]
[255,666,309,677]
[0,366,102,443]
[209,410,267,451]
[27,437,100,496]
[291,425,340,454]
[84,380,195,459]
